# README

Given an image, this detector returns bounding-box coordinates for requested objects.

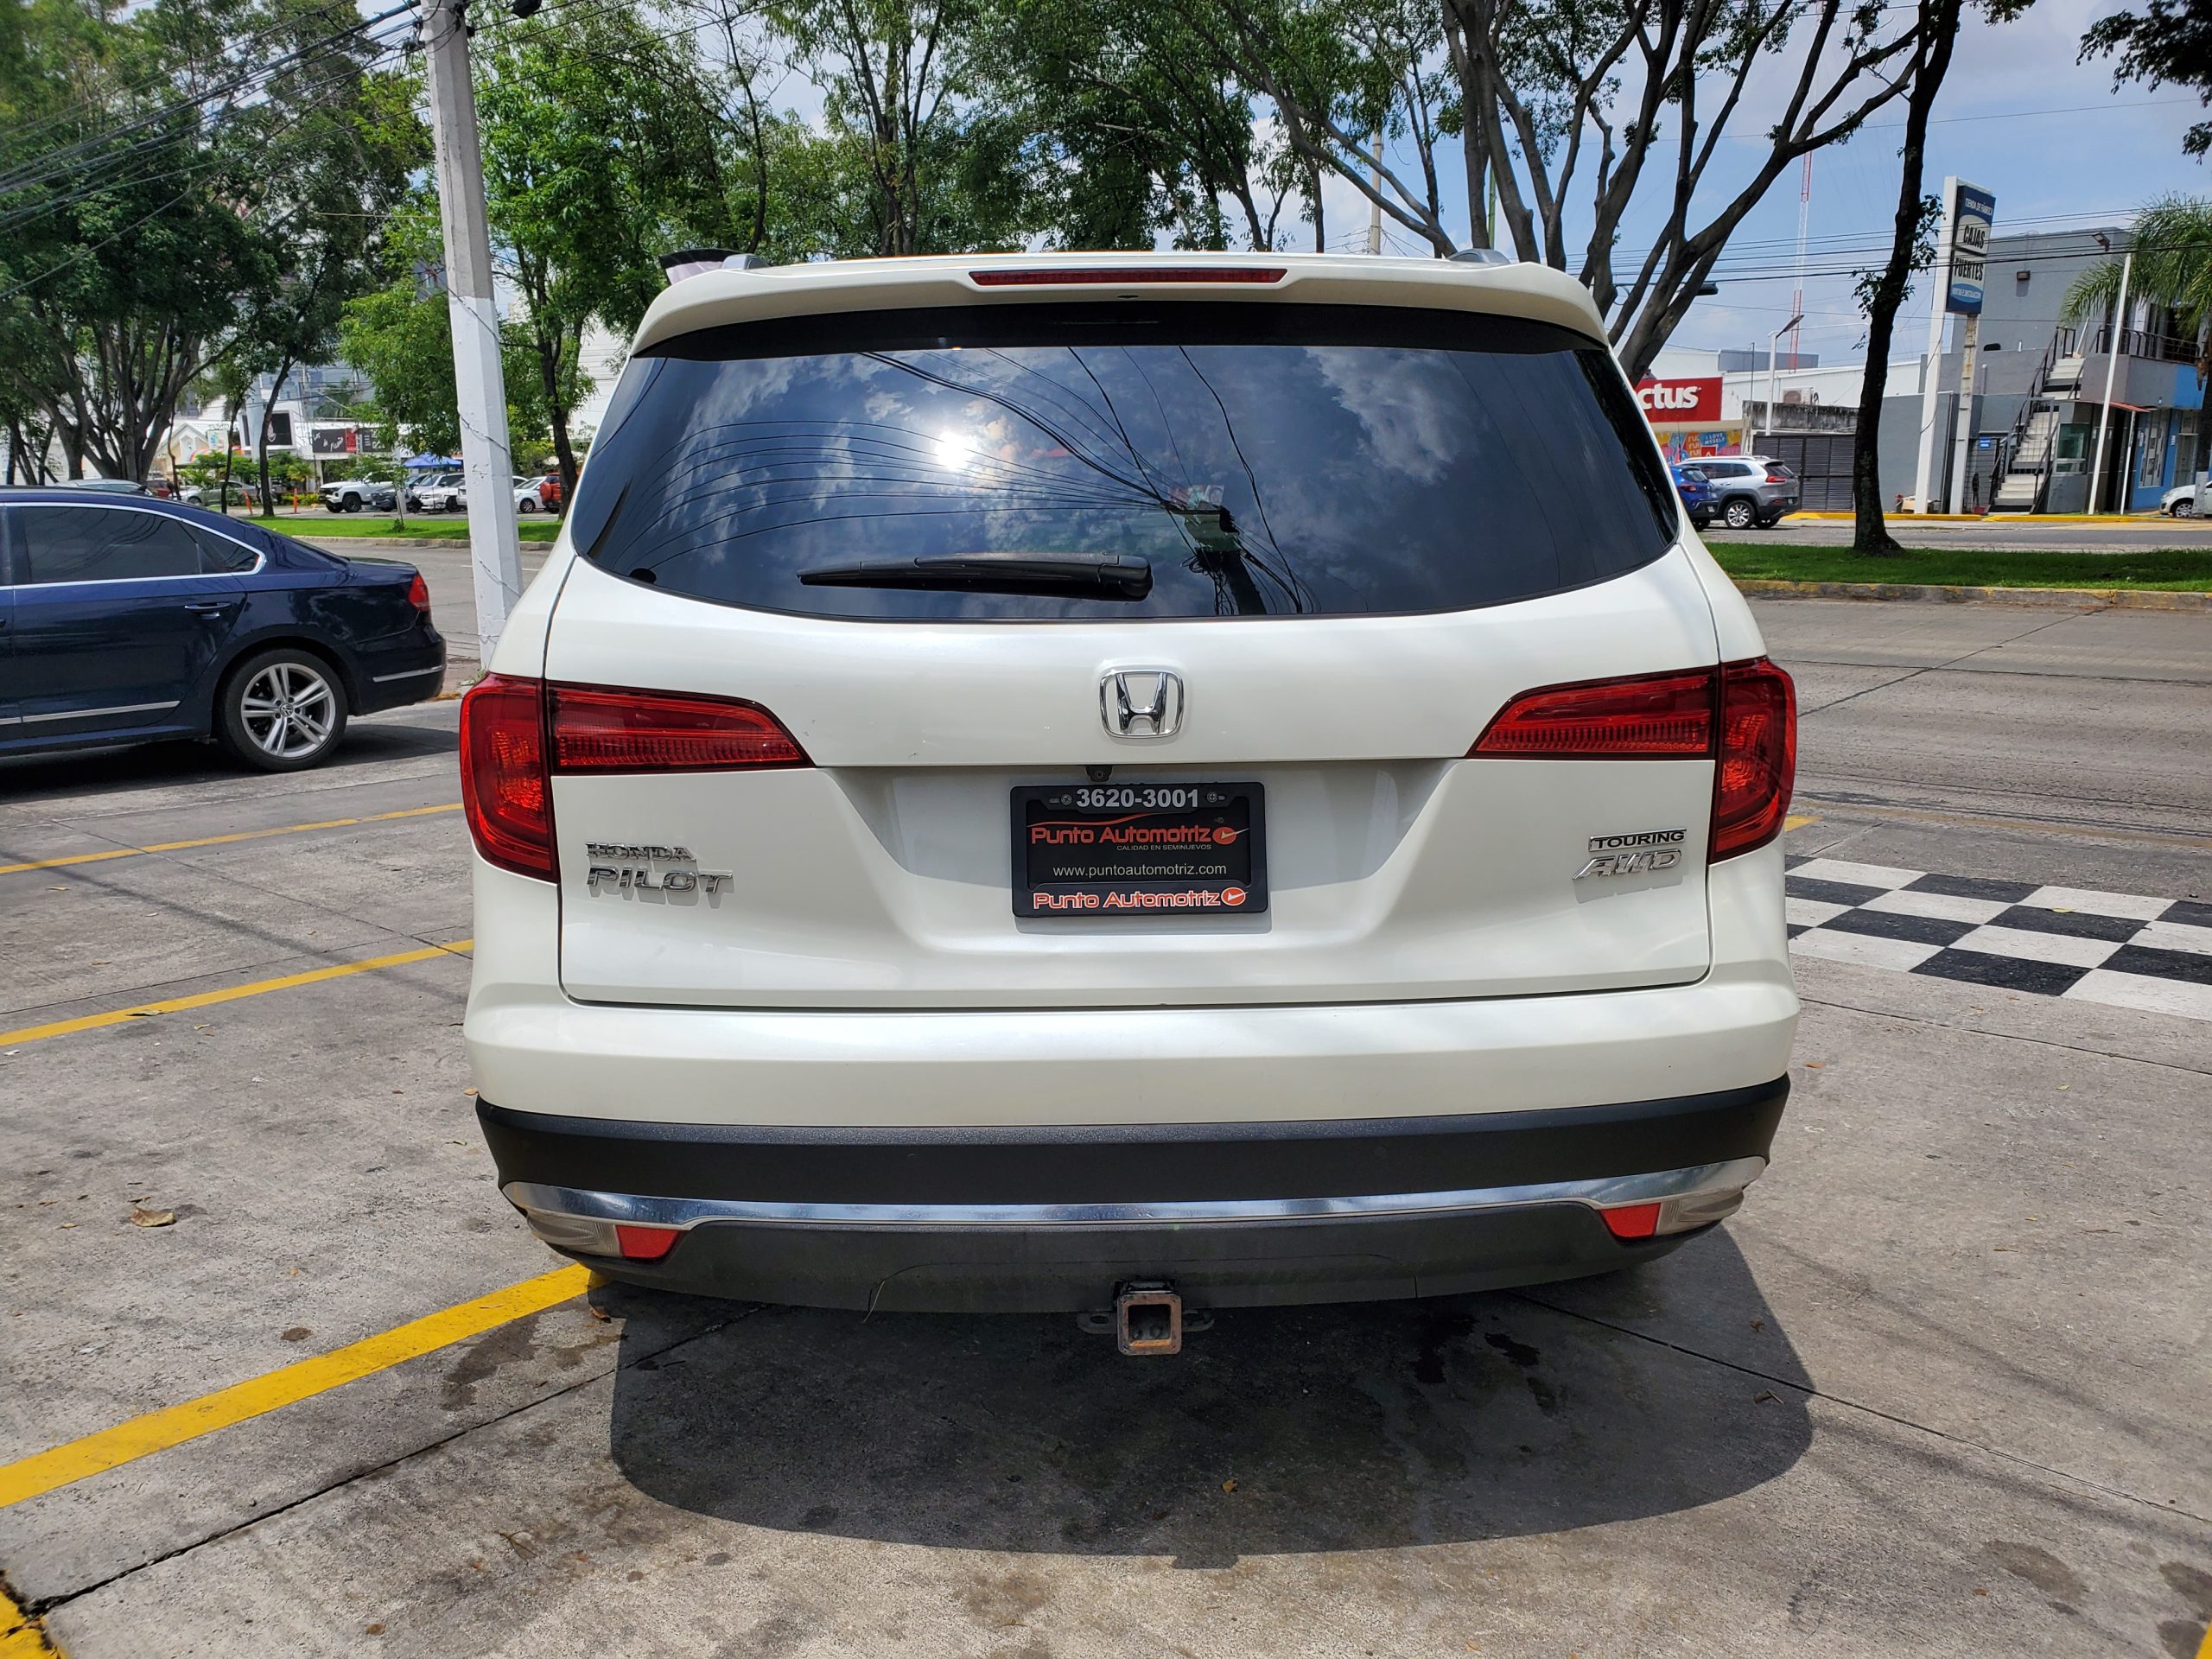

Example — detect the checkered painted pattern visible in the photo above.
[1785,857,2212,1023]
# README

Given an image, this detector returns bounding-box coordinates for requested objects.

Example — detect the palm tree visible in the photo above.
[2063,195,2212,383]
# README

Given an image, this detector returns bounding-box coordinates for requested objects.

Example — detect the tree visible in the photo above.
[0,0,406,480]
[240,6,425,511]
[1849,0,1967,554]
[1185,0,1936,375]
[476,3,731,498]
[2062,196,2212,382]
[336,194,550,510]
[765,0,1034,257]
[2082,0,2212,158]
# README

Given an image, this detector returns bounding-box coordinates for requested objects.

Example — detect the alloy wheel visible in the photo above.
[239,662,337,760]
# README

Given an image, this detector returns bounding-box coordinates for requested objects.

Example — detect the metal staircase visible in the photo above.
[1988,328,2079,513]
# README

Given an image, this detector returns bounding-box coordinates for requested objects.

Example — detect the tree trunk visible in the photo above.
[1851,0,1960,556]
[219,417,238,513]
[257,361,293,519]
[541,329,580,504]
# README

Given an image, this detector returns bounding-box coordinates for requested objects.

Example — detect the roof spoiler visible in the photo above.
[659,249,774,284]
[1448,248,1514,267]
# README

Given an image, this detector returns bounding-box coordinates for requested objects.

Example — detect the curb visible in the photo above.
[1732,577,2212,611]
[1791,512,2190,525]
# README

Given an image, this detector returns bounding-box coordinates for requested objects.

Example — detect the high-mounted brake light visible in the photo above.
[459,674,554,880]
[459,676,810,882]
[1470,658,1796,863]
[970,266,1287,287]
[1471,670,1714,758]
[549,683,808,773]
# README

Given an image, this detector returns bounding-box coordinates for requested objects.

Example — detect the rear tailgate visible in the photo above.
[544,552,1721,1008]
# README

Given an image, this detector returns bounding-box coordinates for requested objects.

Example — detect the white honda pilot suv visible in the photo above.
[461,251,1797,1343]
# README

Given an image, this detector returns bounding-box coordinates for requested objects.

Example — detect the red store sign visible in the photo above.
[1635,376,1723,424]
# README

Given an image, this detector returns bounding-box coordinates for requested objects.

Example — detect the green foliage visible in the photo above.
[2062,196,2212,381]
[2082,0,2212,157]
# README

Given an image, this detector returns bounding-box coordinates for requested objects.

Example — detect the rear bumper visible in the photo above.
[352,629,447,713]
[480,1080,1786,1311]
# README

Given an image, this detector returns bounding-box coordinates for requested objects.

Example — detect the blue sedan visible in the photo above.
[0,489,444,771]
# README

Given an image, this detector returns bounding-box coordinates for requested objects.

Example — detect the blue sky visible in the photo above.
[1325,0,2210,363]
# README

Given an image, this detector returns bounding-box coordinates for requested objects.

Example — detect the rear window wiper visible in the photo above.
[798,550,1152,601]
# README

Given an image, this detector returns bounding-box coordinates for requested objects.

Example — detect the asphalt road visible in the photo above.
[0,596,2205,1657]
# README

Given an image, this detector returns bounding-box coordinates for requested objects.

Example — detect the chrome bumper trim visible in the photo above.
[502,1157,1766,1232]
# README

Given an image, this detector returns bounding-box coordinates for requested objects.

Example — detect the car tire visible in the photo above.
[518,498,538,513]
[215,648,350,772]
[1722,498,1758,530]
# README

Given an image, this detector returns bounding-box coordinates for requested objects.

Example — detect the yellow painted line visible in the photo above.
[0,802,462,877]
[1783,814,1819,831]
[0,939,473,1049]
[0,1266,590,1512]
[2197,1617,2211,1659]
[1,1580,59,1657]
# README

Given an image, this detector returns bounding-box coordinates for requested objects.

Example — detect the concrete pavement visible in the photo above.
[0,596,2205,1657]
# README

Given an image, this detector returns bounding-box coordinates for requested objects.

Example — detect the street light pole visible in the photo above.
[1765,313,1803,450]
[421,0,524,666]
[2088,244,2133,516]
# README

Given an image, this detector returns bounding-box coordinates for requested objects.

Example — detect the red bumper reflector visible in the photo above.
[614,1224,680,1262]
[970,266,1287,287]
[1600,1203,1662,1241]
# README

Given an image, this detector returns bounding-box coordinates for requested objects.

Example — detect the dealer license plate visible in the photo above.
[1011,782,1267,918]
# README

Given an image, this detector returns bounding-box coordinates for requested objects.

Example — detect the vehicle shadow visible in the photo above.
[0,716,454,803]
[598,1228,1810,1560]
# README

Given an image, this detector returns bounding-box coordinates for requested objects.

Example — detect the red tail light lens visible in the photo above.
[406,572,431,615]
[970,266,1287,287]
[459,674,554,880]
[1471,657,1796,863]
[1712,658,1796,859]
[549,684,808,772]
[1471,670,1714,758]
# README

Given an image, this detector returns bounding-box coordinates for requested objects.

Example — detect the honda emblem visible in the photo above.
[1101,669,1184,739]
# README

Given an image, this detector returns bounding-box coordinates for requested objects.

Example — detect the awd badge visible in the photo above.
[1575,828,1686,880]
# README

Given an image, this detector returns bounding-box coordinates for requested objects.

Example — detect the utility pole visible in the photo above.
[2088,242,2133,516]
[421,0,524,666]
[1367,137,1383,255]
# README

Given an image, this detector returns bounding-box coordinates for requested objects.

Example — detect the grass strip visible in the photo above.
[239,514,563,544]
[1705,542,2212,592]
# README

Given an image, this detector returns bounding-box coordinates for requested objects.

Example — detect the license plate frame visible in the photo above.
[1010,781,1268,918]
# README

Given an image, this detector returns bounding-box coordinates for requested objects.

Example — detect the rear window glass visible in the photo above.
[574,303,1679,621]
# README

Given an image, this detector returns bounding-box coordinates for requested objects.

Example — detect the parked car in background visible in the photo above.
[1694,456,1799,530]
[514,475,549,513]
[462,251,1799,1338]
[321,478,399,513]
[0,489,445,771]
[1670,462,1716,529]
[54,477,153,496]
[176,480,261,511]
[409,472,467,512]
[2159,481,2196,517]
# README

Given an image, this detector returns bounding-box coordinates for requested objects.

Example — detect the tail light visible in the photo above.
[460,675,553,880]
[550,684,808,772]
[1471,670,1713,757]
[459,675,810,880]
[1471,658,1796,862]
[1711,658,1796,858]
[406,572,431,616]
